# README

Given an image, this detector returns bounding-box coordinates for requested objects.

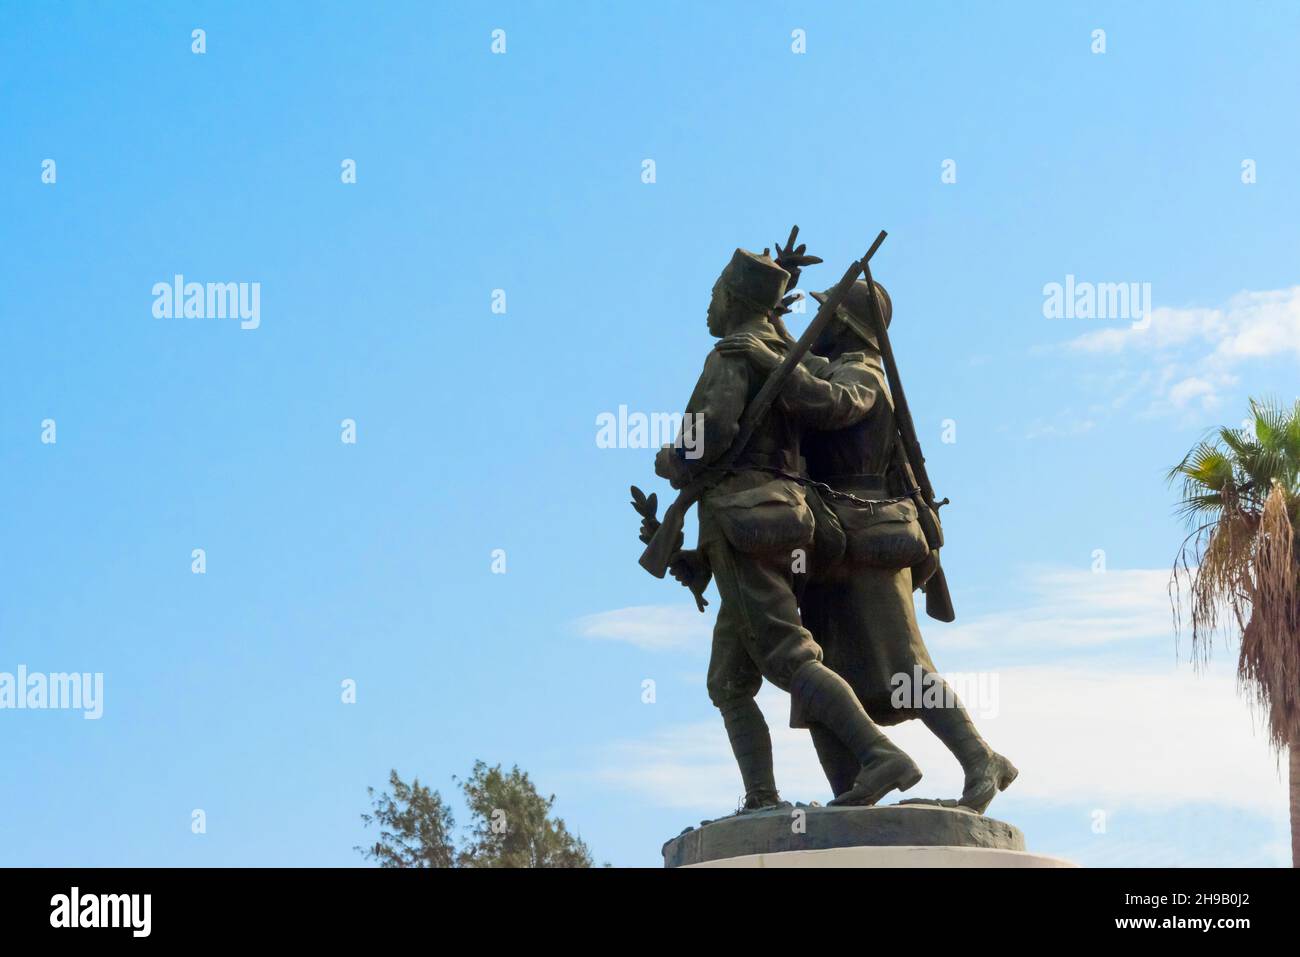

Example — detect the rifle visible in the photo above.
[859,257,956,623]
[636,231,888,579]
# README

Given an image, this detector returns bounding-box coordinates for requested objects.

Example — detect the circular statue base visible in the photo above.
[662,803,1074,868]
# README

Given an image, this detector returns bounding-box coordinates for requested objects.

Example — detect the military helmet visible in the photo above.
[810,279,891,349]
[719,248,791,313]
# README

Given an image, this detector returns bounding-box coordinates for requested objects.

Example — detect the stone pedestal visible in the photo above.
[686,845,1074,867]
[662,803,1074,869]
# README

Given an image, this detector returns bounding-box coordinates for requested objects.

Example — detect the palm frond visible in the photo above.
[1237,483,1300,750]
[1248,396,1300,493]
[1166,442,1235,500]
[1168,399,1300,741]
[1218,425,1258,462]
[1173,491,1227,521]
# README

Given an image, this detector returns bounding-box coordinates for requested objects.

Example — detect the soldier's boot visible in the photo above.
[718,697,783,811]
[918,690,1018,814]
[809,723,860,798]
[789,661,921,807]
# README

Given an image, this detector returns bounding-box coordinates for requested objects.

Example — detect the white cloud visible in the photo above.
[1066,288,1300,360]
[584,568,1176,654]
[1068,306,1226,355]
[575,603,713,652]
[939,567,1176,650]
[1166,374,1220,410]
[593,684,841,811]
[1063,286,1300,413]
[595,662,1287,821]
[587,566,1288,863]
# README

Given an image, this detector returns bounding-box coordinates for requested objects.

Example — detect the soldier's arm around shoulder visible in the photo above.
[712,332,878,430]
[781,351,882,430]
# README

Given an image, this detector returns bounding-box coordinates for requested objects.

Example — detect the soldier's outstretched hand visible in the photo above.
[770,224,822,289]
[716,332,782,374]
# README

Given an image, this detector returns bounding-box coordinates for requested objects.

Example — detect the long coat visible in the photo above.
[788,350,938,727]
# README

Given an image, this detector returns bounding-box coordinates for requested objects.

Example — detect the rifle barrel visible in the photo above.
[862,259,935,507]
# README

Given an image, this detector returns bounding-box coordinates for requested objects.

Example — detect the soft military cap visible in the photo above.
[720,248,791,313]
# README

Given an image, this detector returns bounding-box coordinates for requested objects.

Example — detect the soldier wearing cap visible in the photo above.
[654,249,925,811]
[719,278,1018,813]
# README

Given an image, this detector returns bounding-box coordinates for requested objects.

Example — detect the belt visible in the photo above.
[706,465,913,509]
[733,450,798,473]
[820,472,889,496]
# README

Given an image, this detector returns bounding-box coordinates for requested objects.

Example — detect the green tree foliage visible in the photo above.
[358,762,595,868]
[456,761,594,868]
[1169,397,1300,866]
[356,769,456,868]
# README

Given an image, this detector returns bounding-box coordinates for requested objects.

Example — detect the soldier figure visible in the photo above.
[652,249,924,811]
[719,278,1018,813]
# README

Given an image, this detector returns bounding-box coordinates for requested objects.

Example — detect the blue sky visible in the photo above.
[2,2,1298,867]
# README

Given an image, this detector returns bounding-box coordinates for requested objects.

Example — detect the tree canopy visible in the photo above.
[1169,396,1299,750]
[358,762,596,868]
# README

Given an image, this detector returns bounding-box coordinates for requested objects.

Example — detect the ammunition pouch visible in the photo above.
[806,486,846,565]
[830,496,929,569]
[708,480,815,556]
[909,547,939,590]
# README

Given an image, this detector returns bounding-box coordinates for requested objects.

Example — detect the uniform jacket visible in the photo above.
[657,322,876,556]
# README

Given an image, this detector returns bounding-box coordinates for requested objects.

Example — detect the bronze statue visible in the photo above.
[632,232,928,811]
[716,263,1017,813]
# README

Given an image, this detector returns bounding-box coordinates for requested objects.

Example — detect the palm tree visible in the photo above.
[1169,397,1300,867]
